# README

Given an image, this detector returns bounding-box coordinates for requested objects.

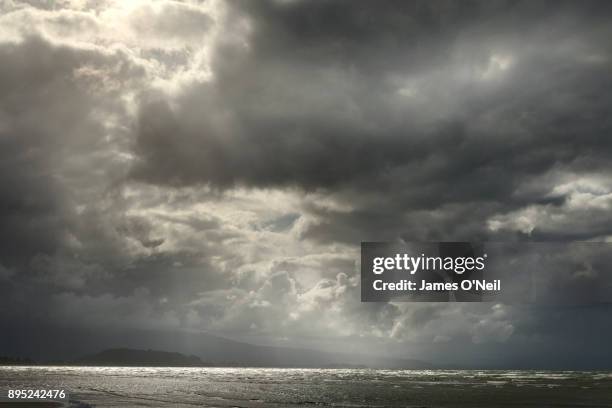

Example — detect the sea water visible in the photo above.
[1,366,611,407]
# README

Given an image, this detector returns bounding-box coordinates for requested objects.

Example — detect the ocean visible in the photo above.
[0,366,610,407]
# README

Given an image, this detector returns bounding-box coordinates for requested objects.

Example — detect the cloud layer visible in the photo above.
[1,0,612,367]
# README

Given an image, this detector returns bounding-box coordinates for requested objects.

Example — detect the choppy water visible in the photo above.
[1,366,611,407]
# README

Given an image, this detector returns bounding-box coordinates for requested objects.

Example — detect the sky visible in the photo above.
[1,0,612,368]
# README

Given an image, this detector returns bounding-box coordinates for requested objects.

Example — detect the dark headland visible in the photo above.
[0,325,433,368]
[1,346,432,369]
[77,348,204,367]
[76,347,432,369]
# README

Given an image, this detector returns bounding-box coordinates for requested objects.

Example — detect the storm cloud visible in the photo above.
[1,0,612,368]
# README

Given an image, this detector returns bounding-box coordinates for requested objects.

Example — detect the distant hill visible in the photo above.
[0,355,35,365]
[75,345,431,369]
[78,348,203,366]
[0,323,432,369]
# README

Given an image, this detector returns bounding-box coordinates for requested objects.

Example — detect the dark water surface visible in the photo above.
[1,366,611,407]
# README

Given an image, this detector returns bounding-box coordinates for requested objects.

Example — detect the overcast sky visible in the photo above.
[1,0,612,368]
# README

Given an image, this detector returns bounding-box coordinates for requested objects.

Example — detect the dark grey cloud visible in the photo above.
[0,35,133,266]
[1,0,612,368]
[130,0,612,242]
[0,30,230,331]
